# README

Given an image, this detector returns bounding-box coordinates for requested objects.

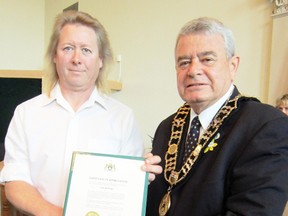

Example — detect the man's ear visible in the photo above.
[99,58,103,69]
[229,55,240,81]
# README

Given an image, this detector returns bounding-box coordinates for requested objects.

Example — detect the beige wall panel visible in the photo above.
[268,14,288,105]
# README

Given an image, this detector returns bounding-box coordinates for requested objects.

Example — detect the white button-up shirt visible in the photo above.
[189,85,235,135]
[1,84,144,207]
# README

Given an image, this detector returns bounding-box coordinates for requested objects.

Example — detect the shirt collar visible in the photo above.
[40,83,108,111]
[86,87,107,110]
[190,84,235,130]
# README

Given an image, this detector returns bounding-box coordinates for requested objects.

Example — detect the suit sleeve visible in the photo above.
[223,116,288,216]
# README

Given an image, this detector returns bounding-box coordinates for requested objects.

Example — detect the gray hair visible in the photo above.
[175,17,236,59]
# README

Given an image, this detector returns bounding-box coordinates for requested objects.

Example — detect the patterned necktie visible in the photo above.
[184,116,201,162]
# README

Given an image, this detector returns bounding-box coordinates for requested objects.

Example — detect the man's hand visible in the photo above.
[142,152,163,182]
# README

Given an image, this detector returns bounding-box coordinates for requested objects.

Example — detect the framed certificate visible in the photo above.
[63,152,149,216]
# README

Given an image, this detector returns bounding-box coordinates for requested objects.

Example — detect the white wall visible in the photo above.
[1,0,276,149]
[0,0,44,70]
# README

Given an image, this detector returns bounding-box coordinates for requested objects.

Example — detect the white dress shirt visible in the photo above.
[0,84,144,207]
[189,85,235,135]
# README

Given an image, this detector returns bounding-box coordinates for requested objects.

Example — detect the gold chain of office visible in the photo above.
[164,94,242,186]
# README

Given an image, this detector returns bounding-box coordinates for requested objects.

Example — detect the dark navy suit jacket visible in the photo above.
[146,88,288,216]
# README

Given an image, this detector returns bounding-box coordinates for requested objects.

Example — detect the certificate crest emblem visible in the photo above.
[104,162,116,171]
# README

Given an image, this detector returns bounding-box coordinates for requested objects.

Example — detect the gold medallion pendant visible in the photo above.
[159,192,171,216]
